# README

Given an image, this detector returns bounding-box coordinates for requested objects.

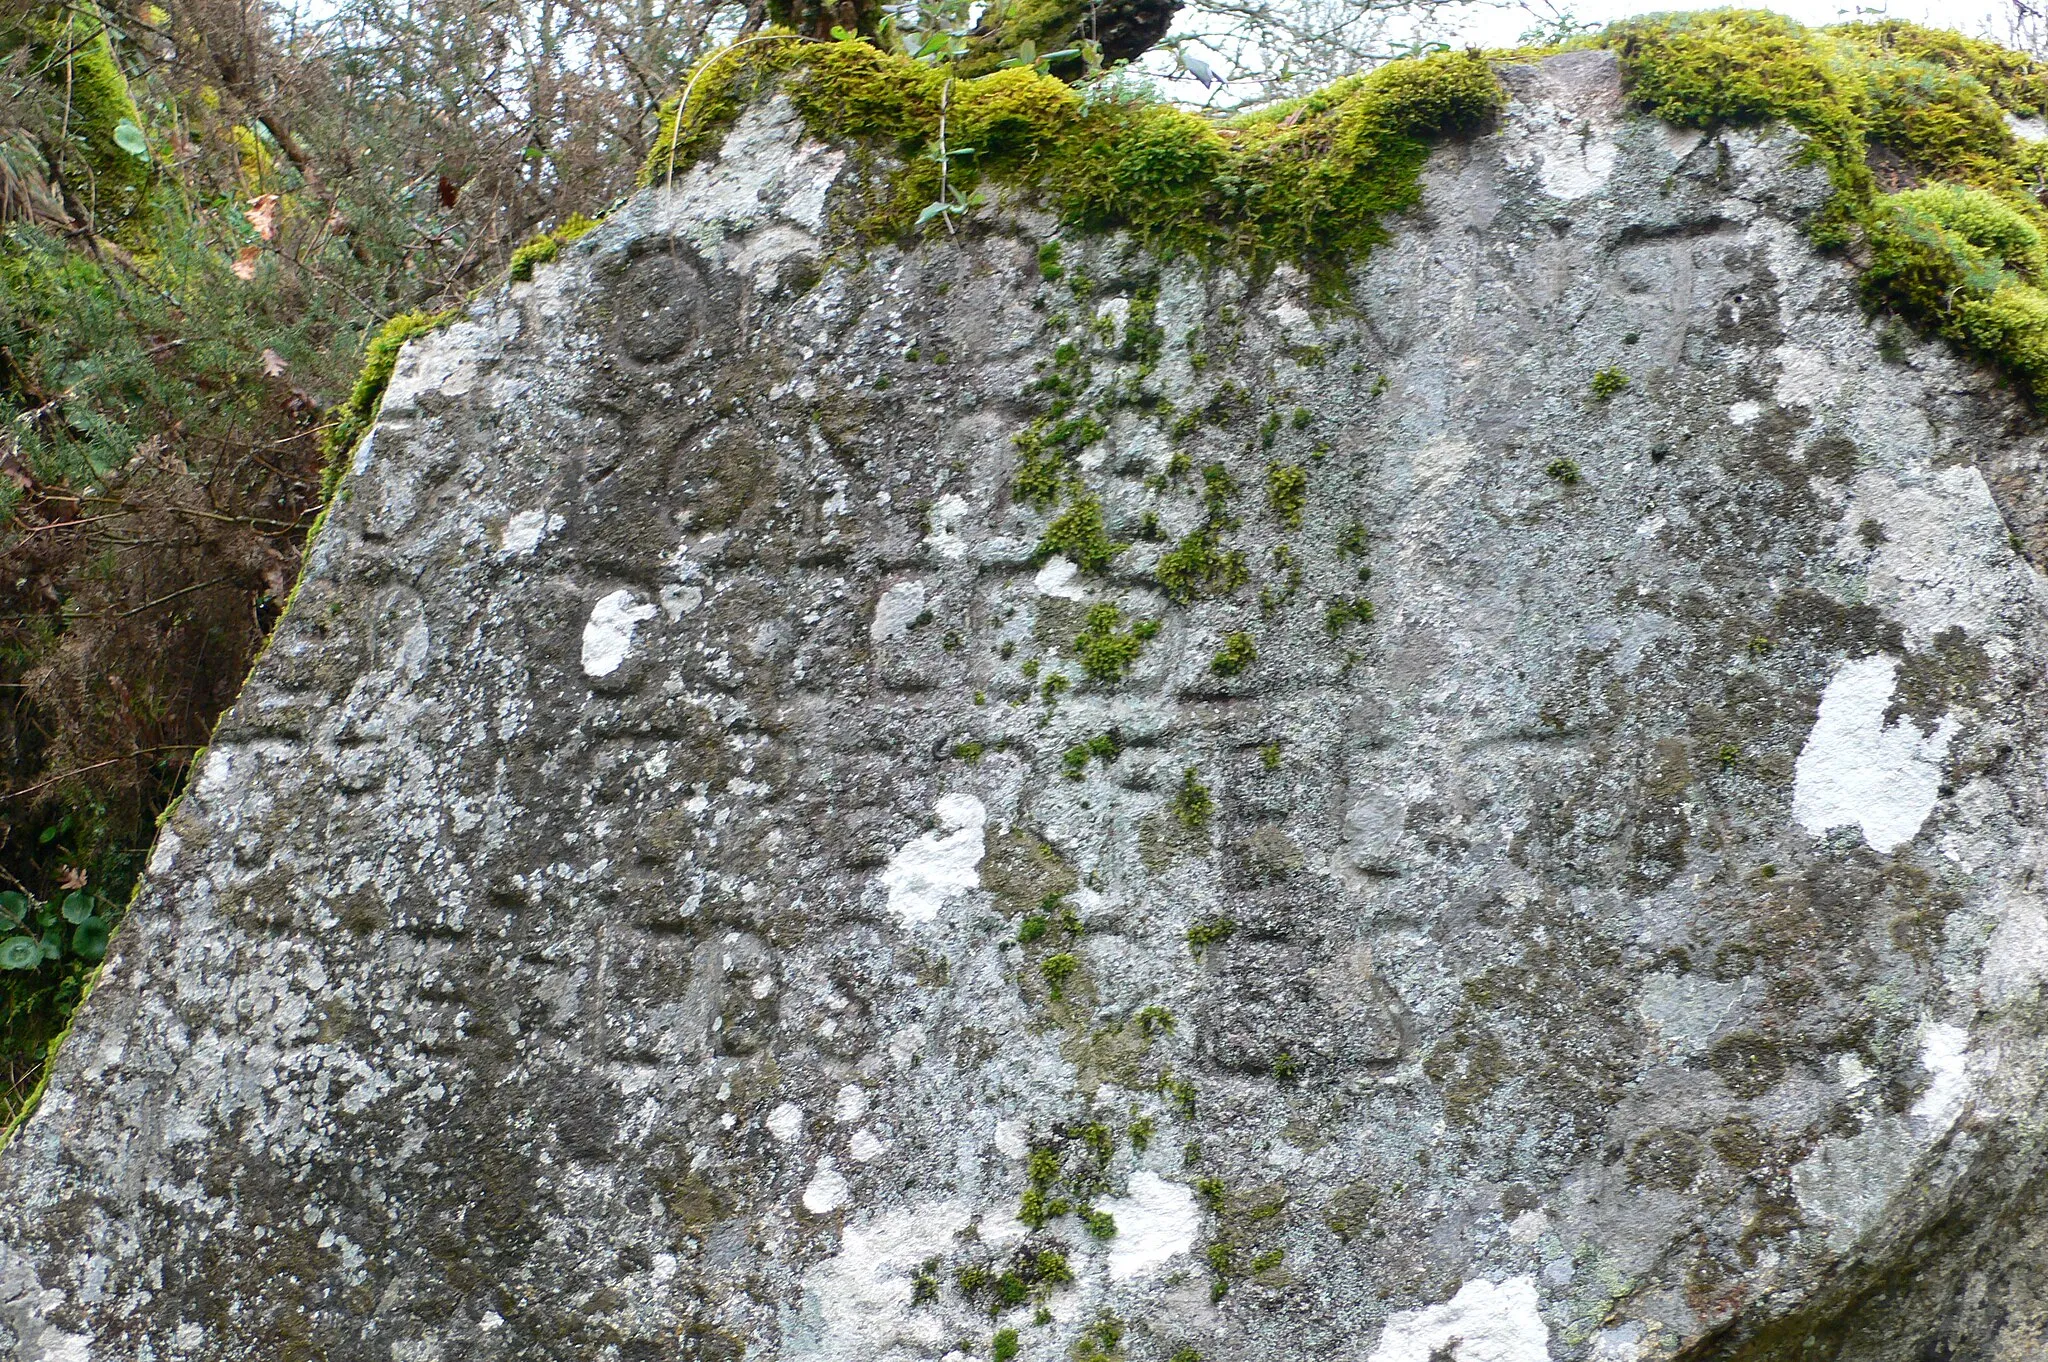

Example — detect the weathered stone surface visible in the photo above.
[7,52,2048,1361]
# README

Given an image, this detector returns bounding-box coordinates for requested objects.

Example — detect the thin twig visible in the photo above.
[0,747,197,803]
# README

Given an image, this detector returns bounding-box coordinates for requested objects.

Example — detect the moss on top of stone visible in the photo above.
[1591,11,2048,401]
[321,307,462,495]
[642,33,1503,291]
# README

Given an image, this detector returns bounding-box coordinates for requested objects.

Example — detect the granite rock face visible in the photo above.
[7,50,2048,1362]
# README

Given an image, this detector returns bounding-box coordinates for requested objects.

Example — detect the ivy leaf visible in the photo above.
[0,935,38,970]
[71,917,108,962]
[112,118,149,160]
[60,891,91,925]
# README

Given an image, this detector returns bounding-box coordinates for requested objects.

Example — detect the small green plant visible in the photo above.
[1136,1004,1177,1037]
[1063,731,1123,779]
[995,1329,1022,1362]
[1544,457,1582,485]
[1037,496,1124,571]
[1169,1350,1203,1362]
[1038,241,1064,282]
[911,1256,943,1306]
[507,211,601,282]
[1266,462,1308,527]
[1196,1176,1228,1210]
[1169,767,1214,829]
[1250,1248,1286,1273]
[1082,1207,1118,1239]
[0,889,109,972]
[1186,917,1235,952]
[1208,1245,1232,1302]
[952,740,986,763]
[1073,1311,1125,1362]
[1041,672,1071,706]
[1159,1072,1197,1117]
[1129,1115,1157,1151]
[1718,741,1742,770]
[1324,598,1375,635]
[1210,631,1257,677]
[1273,1050,1301,1082]
[1075,605,1156,683]
[1336,521,1370,559]
[1260,741,1282,771]
[1590,367,1630,399]
[1042,952,1080,999]
[1018,915,1052,944]
[1158,462,1250,602]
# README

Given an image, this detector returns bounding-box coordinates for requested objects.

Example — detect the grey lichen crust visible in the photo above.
[7,50,2048,1362]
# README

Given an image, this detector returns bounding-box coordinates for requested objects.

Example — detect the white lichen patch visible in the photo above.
[871,581,927,642]
[1792,1023,1975,1248]
[1792,655,1957,854]
[802,1159,851,1215]
[922,494,973,561]
[1096,1171,1200,1281]
[1367,1275,1551,1362]
[1839,466,2024,650]
[768,1102,804,1143]
[498,509,563,556]
[877,794,986,924]
[581,590,657,678]
[789,1201,974,1360]
[1909,1021,1972,1128]
[1034,555,1087,600]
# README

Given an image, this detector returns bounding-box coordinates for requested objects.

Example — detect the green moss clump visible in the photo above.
[1063,730,1122,778]
[1890,183,2048,278]
[323,308,462,496]
[508,212,601,282]
[1589,366,1630,399]
[643,39,1502,291]
[1543,457,1582,485]
[1013,411,1107,508]
[1265,461,1308,527]
[1041,952,1079,999]
[1036,494,1124,569]
[1324,597,1375,634]
[1186,917,1235,950]
[1586,13,2048,396]
[1836,19,2048,117]
[1170,768,1214,829]
[1158,461,1251,601]
[1073,604,1157,683]
[1862,185,2048,398]
[1210,631,1257,676]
